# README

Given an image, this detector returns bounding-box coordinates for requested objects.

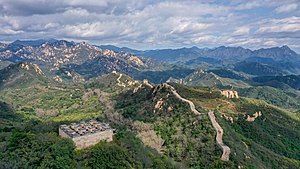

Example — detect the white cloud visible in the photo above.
[256,16,300,33]
[232,27,250,36]
[0,28,23,35]
[236,1,261,10]
[0,0,299,52]
[275,3,298,13]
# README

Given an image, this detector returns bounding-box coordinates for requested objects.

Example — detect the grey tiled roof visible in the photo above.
[59,120,112,138]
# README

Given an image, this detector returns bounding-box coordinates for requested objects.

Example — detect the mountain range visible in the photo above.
[1,39,300,83]
[1,39,300,168]
[100,44,300,63]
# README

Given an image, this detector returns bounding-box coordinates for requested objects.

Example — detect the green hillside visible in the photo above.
[238,86,300,111]
[170,83,300,168]
[0,62,49,89]
[169,70,250,89]
[0,70,299,168]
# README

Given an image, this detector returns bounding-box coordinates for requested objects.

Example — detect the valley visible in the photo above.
[0,39,300,169]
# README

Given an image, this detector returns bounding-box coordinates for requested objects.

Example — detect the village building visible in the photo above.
[59,120,114,149]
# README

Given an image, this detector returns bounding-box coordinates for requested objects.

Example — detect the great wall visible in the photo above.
[165,83,231,161]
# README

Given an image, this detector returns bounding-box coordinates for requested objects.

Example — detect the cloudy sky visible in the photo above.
[0,0,299,51]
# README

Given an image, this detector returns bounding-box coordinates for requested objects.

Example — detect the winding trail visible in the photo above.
[166,83,230,161]
[116,73,126,87]
[165,83,203,115]
[208,111,231,161]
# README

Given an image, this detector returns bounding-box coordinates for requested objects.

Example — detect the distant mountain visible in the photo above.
[10,39,59,47]
[185,56,222,65]
[100,45,300,67]
[234,62,284,76]
[0,62,48,88]
[252,75,300,90]
[64,54,145,79]
[252,45,299,61]
[238,86,300,110]
[133,68,194,84]
[98,45,142,55]
[207,69,247,81]
[168,70,250,88]
[141,46,203,62]
[2,40,300,84]
[244,56,277,64]
[0,40,151,81]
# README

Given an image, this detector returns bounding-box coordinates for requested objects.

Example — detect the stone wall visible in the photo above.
[59,128,113,149]
[72,130,113,149]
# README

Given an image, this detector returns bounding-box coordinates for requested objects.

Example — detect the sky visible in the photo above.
[0,0,299,52]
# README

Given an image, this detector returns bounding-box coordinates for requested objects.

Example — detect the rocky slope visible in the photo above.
[0,62,49,88]
[0,40,149,81]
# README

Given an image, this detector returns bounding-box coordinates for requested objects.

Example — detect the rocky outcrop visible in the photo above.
[53,75,62,82]
[143,79,153,88]
[133,80,153,93]
[0,40,148,75]
[208,111,231,161]
[221,90,239,98]
[133,84,143,93]
[19,62,44,75]
[154,98,164,111]
[20,63,30,70]
[246,111,262,122]
[221,114,234,123]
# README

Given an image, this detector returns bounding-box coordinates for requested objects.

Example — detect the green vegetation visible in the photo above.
[90,142,137,168]
[0,132,76,169]
[234,61,283,76]
[116,84,231,168]
[238,86,300,111]
[170,71,250,89]
[0,67,299,168]
[252,74,300,90]
[0,63,49,89]
[165,83,300,168]
[0,85,104,122]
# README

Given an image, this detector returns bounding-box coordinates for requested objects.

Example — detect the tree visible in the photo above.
[90,142,135,169]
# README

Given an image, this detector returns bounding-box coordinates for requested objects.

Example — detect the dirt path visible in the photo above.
[208,111,231,161]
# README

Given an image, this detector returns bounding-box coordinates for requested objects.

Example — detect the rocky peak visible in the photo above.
[221,90,239,99]
[19,62,44,75]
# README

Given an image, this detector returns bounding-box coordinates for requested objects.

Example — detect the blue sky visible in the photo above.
[0,0,299,52]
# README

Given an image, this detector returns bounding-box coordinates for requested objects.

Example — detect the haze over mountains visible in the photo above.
[101,44,300,63]
[1,39,300,87]
[1,38,300,168]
